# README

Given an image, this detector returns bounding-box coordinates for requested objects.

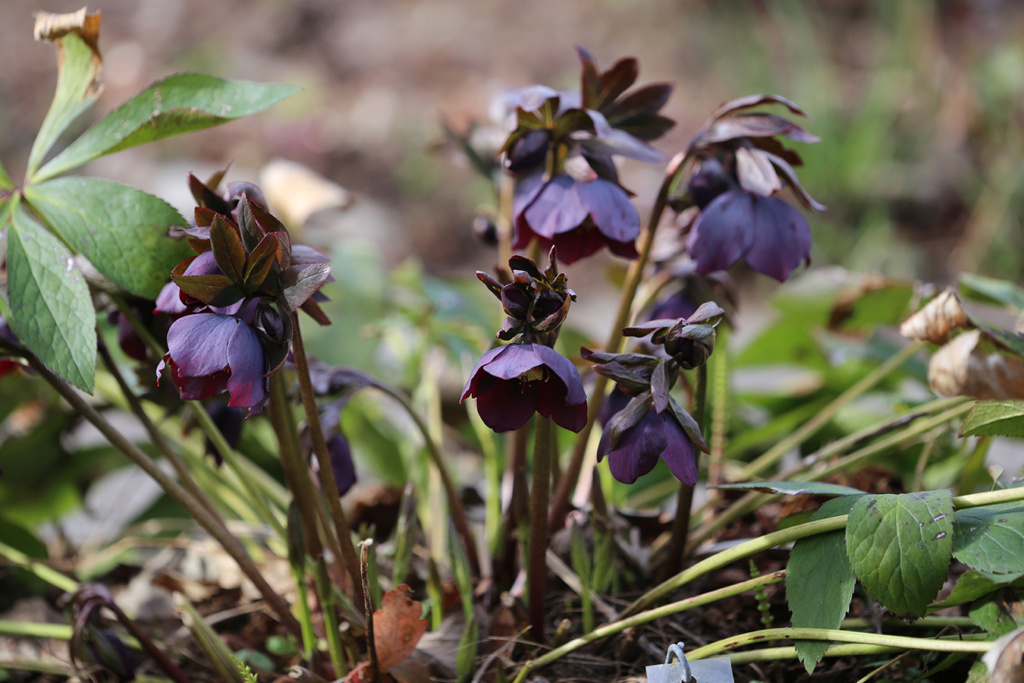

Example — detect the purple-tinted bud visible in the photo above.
[505,129,551,175]
[687,156,732,210]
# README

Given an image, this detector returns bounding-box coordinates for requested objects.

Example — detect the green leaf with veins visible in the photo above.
[5,202,96,392]
[846,490,954,619]
[953,500,1024,578]
[35,75,300,181]
[27,30,102,178]
[25,177,191,299]
[960,400,1024,438]
[788,495,861,673]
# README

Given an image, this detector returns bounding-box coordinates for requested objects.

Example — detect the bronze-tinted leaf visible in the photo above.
[707,93,808,122]
[208,215,246,283]
[606,83,673,124]
[596,57,639,109]
[761,150,827,211]
[929,329,1024,399]
[170,274,244,307]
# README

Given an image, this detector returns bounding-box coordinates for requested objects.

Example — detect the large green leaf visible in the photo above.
[931,570,1023,611]
[787,495,861,673]
[953,500,1024,578]
[35,75,300,181]
[27,27,102,178]
[5,203,96,392]
[846,490,954,618]
[960,400,1024,438]
[25,177,190,299]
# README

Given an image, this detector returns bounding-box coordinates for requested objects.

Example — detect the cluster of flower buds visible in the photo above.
[461,250,587,433]
[583,302,724,485]
[673,95,824,282]
[156,173,333,415]
[500,48,675,264]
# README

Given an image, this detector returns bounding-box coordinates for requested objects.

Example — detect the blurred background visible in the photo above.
[3,0,1023,282]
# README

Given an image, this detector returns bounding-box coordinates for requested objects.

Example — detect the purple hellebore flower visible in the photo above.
[686,189,811,282]
[311,434,357,496]
[597,408,697,486]
[461,343,587,433]
[159,300,268,413]
[513,174,639,265]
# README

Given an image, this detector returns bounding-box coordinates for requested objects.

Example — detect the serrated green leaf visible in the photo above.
[6,204,96,392]
[969,590,1024,636]
[960,400,1024,438]
[25,177,191,298]
[846,490,954,618]
[788,496,861,673]
[931,570,1024,611]
[953,501,1024,577]
[718,481,865,497]
[35,75,300,181]
[27,30,102,178]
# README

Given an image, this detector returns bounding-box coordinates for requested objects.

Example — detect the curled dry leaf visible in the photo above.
[346,584,429,682]
[259,158,351,228]
[899,289,971,344]
[929,329,1024,399]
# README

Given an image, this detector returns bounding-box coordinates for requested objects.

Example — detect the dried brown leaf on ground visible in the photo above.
[929,329,1024,399]
[346,584,430,683]
[900,288,971,344]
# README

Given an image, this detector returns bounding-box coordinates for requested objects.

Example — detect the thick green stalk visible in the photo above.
[27,355,301,636]
[661,363,708,578]
[723,639,989,665]
[549,152,687,530]
[284,314,363,606]
[528,417,554,641]
[686,627,992,660]
[512,570,786,683]
[0,541,79,593]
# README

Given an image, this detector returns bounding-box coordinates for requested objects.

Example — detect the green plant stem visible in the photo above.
[0,659,75,677]
[27,354,301,636]
[686,627,993,661]
[685,397,970,554]
[360,542,381,683]
[528,416,554,641]
[549,152,686,531]
[189,400,287,536]
[723,639,989,665]
[0,620,72,639]
[315,555,348,679]
[370,381,480,575]
[0,541,79,593]
[511,570,786,683]
[737,341,925,480]
[96,342,225,523]
[661,363,708,578]
[841,616,976,630]
[287,314,364,605]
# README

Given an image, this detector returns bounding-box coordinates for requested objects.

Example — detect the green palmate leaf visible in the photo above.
[788,495,861,673]
[35,75,300,181]
[953,500,1024,577]
[846,490,954,618]
[960,400,1024,438]
[5,203,96,392]
[24,177,191,299]
[27,18,102,178]
[718,481,865,497]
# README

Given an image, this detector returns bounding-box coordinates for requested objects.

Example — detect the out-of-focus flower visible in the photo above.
[675,95,823,282]
[687,189,812,282]
[204,403,244,466]
[513,174,639,264]
[461,343,587,433]
[314,433,356,496]
[598,405,698,485]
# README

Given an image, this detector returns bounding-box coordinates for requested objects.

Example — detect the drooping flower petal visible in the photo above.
[686,189,756,275]
[166,313,236,377]
[743,194,812,282]
[474,373,540,432]
[225,320,268,410]
[598,408,697,485]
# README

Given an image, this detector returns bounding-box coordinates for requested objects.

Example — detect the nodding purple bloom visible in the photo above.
[461,343,587,433]
[513,174,639,265]
[598,408,697,485]
[311,434,357,496]
[159,300,269,414]
[686,189,811,282]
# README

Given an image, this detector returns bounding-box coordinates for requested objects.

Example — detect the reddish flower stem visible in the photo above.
[528,416,554,641]
[548,152,687,531]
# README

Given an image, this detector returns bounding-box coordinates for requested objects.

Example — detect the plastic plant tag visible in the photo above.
[645,643,735,683]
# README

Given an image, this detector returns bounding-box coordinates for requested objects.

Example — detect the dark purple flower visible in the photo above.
[310,434,357,496]
[598,408,697,485]
[513,174,639,265]
[461,343,587,433]
[204,403,244,466]
[159,302,268,413]
[686,189,811,282]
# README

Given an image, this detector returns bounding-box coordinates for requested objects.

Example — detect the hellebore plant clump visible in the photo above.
[2,11,1024,683]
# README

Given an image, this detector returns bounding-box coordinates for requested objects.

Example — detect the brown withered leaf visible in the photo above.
[929,329,1024,399]
[374,584,428,669]
[34,8,100,52]
[900,289,972,344]
[983,626,1024,682]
